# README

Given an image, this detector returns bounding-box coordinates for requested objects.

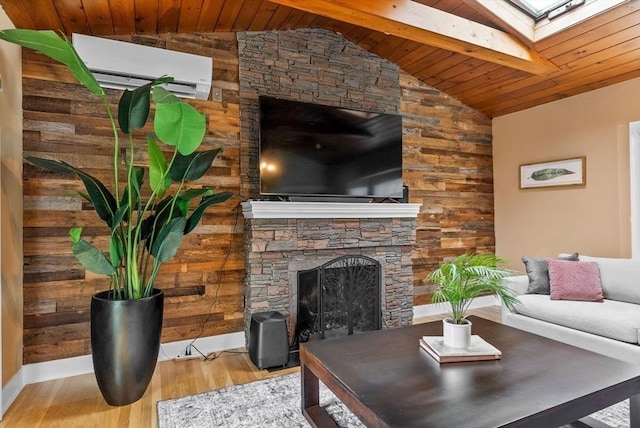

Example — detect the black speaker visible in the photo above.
[401,185,409,203]
[249,311,289,369]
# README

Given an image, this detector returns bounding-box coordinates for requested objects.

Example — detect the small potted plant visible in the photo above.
[427,253,519,348]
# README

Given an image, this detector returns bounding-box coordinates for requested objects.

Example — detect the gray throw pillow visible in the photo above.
[522,253,579,294]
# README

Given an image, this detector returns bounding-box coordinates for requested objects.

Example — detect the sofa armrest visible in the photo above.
[501,275,529,318]
[502,275,529,296]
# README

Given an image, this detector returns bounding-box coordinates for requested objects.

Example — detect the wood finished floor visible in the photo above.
[0,306,501,427]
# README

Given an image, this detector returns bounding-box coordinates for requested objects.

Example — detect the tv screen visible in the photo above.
[258,96,403,200]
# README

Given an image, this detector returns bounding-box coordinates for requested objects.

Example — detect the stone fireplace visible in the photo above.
[242,201,420,344]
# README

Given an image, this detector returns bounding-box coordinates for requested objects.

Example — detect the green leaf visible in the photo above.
[75,191,91,204]
[184,191,234,234]
[169,148,222,182]
[147,137,170,196]
[119,168,144,212]
[530,168,575,181]
[176,198,189,217]
[118,77,174,134]
[140,195,185,249]
[140,197,171,241]
[150,217,187,263]
[111,204,129,233]
[139,215,157,245]
[0,29,104,96]
[179,188,213,200]
[109,235,123,268]
[126,165,143,205]
[71,237,116,277]
[427,253,519,323]
[152,86,181,104]
[69,227,82,243]
[153,88,206,156]
[118,88,148,134]
[25,156,117,226]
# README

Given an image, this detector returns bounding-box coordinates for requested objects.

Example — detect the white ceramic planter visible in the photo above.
[442,317,472,348]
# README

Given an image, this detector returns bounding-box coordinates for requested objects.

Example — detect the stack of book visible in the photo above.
[419,335,501,363]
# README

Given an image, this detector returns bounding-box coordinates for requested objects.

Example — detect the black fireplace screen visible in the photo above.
[296,255,381,346]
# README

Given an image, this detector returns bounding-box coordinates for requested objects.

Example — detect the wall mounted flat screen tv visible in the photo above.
[258,96,403,200]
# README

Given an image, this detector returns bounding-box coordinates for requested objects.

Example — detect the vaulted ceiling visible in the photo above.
[1,0,639,117]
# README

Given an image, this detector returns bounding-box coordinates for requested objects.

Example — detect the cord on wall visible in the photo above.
[162,199,245,362]
[160,195,246,361]
[184,201,243,351]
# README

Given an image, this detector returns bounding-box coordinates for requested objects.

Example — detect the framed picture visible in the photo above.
[520,157,586,189]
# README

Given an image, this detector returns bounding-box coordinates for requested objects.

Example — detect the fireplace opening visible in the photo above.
[295,255,382,348]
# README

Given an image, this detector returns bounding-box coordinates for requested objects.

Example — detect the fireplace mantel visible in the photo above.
[241,200,421,219]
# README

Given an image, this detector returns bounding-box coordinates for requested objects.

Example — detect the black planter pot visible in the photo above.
[91,289,164,406]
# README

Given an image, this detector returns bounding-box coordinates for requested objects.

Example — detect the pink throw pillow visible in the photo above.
[547,259,604,301]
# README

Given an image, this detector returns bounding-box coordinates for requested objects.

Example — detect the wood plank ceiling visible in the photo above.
[1,0,639,118]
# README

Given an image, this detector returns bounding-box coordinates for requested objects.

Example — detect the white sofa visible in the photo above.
[501,255,640,365]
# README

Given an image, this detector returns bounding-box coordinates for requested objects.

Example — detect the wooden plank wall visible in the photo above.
[21,33,243,364]
[20,30,494,363]
[400,72,495,305]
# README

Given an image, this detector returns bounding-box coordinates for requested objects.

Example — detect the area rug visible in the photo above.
[157,372,630,428]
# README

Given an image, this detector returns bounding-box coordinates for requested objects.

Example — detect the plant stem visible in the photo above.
[127,134,138,298]
[102,95,120,203]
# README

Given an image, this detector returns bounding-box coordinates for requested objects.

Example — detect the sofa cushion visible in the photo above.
[522,253,579,295]
[548,259,603,302]
[513,294,640,344]
[578,255,640,304]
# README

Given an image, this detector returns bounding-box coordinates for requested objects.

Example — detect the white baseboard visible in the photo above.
[2,331,245,416]
[2,299,499,415]
[2,368,24,416]
[23,354,94,385]
[158,331,245,361]
[412,295,499,319]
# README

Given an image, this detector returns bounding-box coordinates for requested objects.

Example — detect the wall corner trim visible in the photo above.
[2,367,24,416]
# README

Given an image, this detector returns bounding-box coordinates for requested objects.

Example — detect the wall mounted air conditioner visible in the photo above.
[72,33,212,100]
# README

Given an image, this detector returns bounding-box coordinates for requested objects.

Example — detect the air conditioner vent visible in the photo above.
[72,34,212,100]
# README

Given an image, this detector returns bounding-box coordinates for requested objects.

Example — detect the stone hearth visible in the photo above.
[242,201,420,343]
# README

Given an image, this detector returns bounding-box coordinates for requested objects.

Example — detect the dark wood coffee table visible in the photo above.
[300,316,640,427]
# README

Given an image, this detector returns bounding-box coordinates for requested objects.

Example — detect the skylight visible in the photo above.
[507,0,573,20]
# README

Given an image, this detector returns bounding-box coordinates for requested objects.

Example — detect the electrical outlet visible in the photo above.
[174,353,201,361]
[173,344,199,360]
[211,86,222,102]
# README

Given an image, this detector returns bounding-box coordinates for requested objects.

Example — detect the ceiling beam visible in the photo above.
[464,0,535,46]
[268,0,559,75]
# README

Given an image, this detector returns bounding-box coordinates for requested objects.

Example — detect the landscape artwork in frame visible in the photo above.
[520,157,586,189]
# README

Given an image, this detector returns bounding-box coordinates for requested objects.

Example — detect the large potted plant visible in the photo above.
[0,29,233,405]
[427,253,519,348]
